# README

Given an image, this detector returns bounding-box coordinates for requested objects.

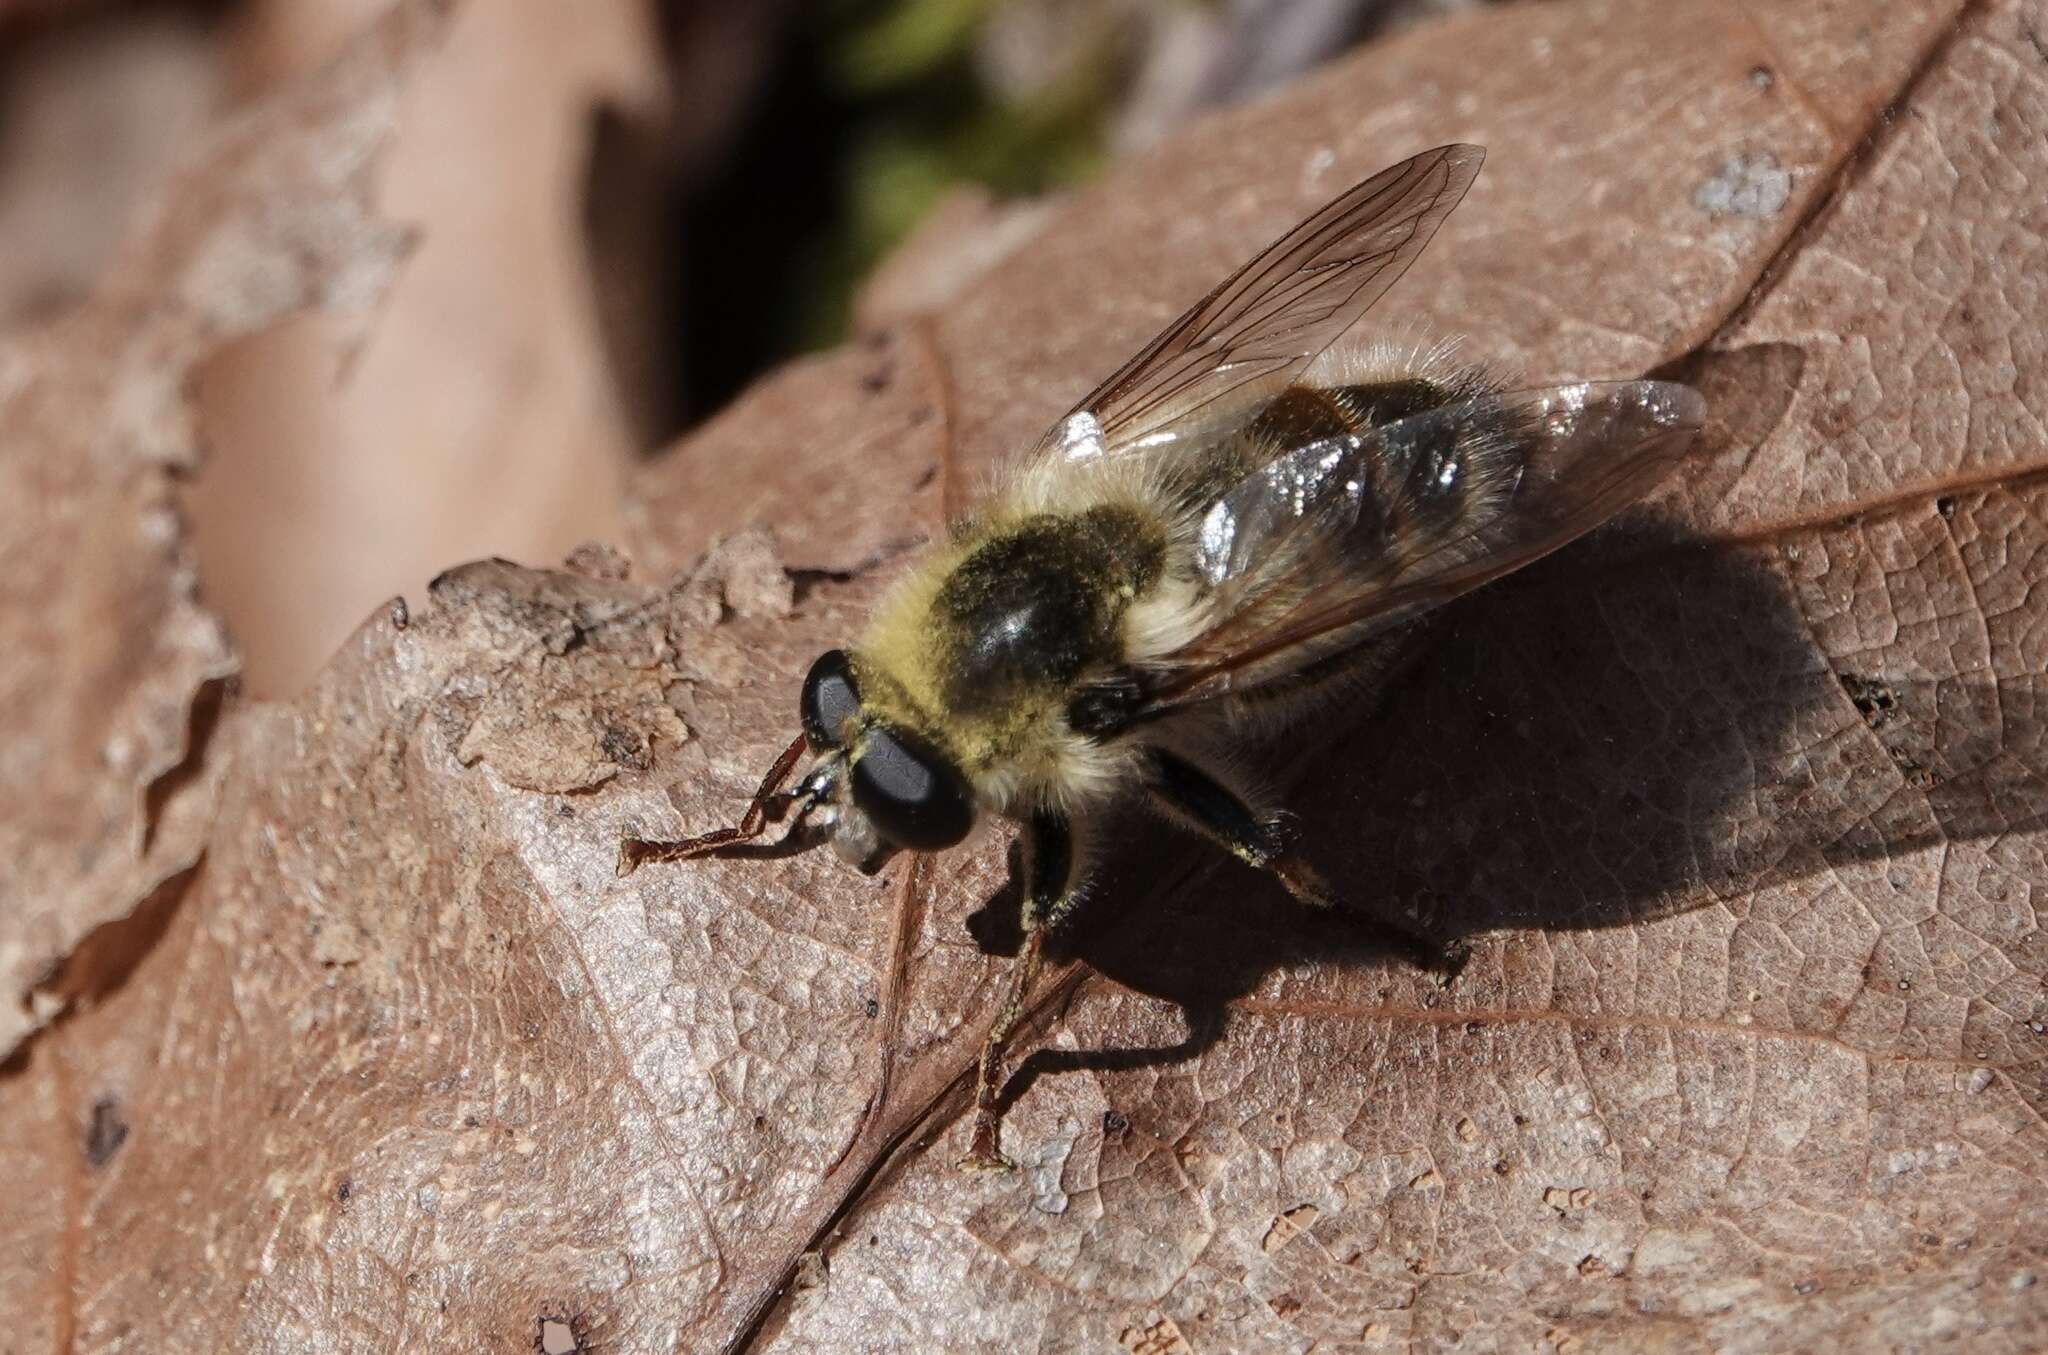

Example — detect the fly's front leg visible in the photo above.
[961,810,1076,1172]
[1142,749,1469,981]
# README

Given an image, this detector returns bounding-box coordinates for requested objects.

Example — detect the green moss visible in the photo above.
[833,0,996,92]
[795,1,1120,346]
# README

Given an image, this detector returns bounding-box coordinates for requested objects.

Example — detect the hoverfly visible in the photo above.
[624,145,1704,1170]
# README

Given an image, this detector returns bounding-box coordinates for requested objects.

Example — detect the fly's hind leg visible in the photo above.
[1141,749,1469,981]
[962,809,1079,1172]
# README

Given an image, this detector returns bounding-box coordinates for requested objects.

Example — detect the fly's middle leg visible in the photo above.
[961,810,1077,1171]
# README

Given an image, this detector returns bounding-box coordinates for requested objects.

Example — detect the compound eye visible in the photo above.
[800,649,861,749]
[850,724,974,852]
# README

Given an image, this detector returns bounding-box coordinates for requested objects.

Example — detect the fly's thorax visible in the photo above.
[930,504,1166,712]
[848,502,1168,799]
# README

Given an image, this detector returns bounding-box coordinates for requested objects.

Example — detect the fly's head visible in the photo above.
[793,648,976,874]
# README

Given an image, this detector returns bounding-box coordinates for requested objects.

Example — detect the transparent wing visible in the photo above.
[1151,380,1706,709]
[1043,145,1484,464]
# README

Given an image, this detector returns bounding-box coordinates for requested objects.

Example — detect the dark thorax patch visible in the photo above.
[934,506,1162,714]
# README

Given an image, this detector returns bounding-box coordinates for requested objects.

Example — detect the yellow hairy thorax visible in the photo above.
[847,469,1189,816]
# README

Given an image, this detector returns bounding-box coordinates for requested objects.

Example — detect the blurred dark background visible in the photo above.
[0,0,1491,694]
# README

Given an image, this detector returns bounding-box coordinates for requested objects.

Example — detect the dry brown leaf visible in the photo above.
[0,6,220,328]
[5,2,2047,1353]
[0,0,445,1062]
[187,0,660,698]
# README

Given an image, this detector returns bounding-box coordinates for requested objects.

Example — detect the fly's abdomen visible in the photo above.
[1249,376,1470,446]
[1172,377,1481,520]
[934,505,1163,715]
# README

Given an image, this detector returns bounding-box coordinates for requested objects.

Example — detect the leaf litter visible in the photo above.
[3,1,2046,1352]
